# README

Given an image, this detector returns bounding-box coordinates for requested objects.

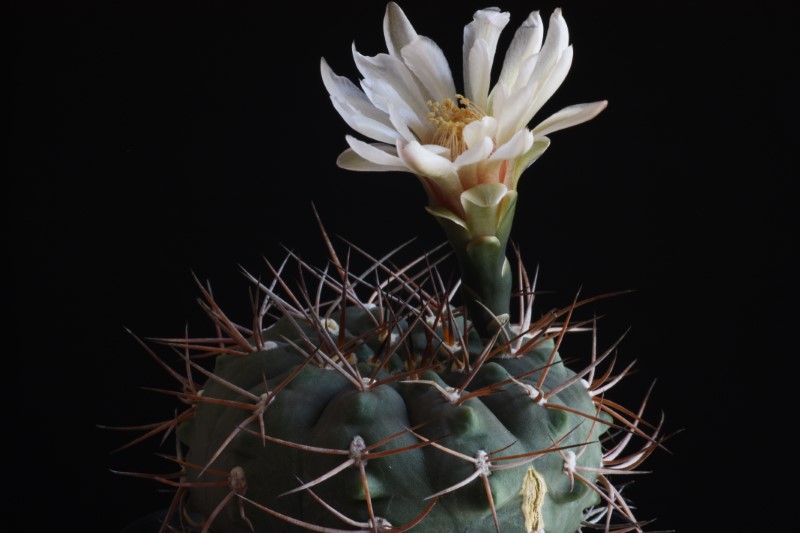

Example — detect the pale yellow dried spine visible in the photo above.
[520,466,547,533]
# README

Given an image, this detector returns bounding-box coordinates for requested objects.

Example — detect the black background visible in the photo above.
[10,1,797,531]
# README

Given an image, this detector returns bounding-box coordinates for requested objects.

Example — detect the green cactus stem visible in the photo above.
[427,183,518,341]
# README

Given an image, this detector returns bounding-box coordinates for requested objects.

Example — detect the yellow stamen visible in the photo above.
[428,95,483,160]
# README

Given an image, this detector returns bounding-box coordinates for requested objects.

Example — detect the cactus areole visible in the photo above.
[112,4,664,533]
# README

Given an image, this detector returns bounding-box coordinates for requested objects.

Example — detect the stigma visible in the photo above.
[428,95,483,160]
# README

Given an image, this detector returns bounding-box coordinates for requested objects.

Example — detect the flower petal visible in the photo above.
[523,45,573,126]
[490,129,534,161]
[466,40,492,111]
[453,136,495,191]
[487,80,508,121]
[383,2,418,58]
[461,182,510,208]
[425,205,468,230]
[463,8,509,109]
[322,58,397,143]
[496,11,543,90]
[320,58,380,119]
[421,144,451,158]
[461,183,512,237]
[533,101,608,136]
[386,102,420,143]
[462,116,498,150]
[401,37,457,103]
[337,148,407,173]
[345,136,406,168]
[509,8,572,129]
[362,77,428,139]
[491,49,539,123]
[512,136,550,188]
[352,45,430,121]
[329,97,398,144]
[494,78,539,144]
[454,136,494,168]
[529,8,570,85]
[400,141,464,208]
[397,140,458,180]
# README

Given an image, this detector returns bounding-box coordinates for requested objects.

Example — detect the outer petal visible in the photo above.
[463,8,509,109]
[362,77,428,138]
[345,135,406,168]
[489,129,534,161]
[352,46,430,121]
[322,58,397,143]
[461,183,512,237]
[529,8,569,84]
[401,37,457,103]
[512,136,550,188]
[399,141,464,208]
[329,96,399,144]
[386,103,419,143]
[337,148,408,173]
[508,9,572,130]
[513,53,541,93]
[461,182,509,209]
[397,140,458,180]
[494,78,539,144]
[522,45,574,127]
[383,2,418,58]
[487,80,509,126]
[533,101,608,136]
[496,11,543,90]
[321,58,385,121]
[425,205,468,230]
[466,41,492,111]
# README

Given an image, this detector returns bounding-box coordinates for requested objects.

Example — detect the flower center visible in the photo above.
[428,95,483,160]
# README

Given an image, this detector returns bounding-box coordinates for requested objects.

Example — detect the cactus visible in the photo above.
[111,4,665,532]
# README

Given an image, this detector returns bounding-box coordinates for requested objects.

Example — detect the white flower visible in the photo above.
[321,3,606,235]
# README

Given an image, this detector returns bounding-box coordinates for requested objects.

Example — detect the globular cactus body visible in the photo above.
[180,304,606,533]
